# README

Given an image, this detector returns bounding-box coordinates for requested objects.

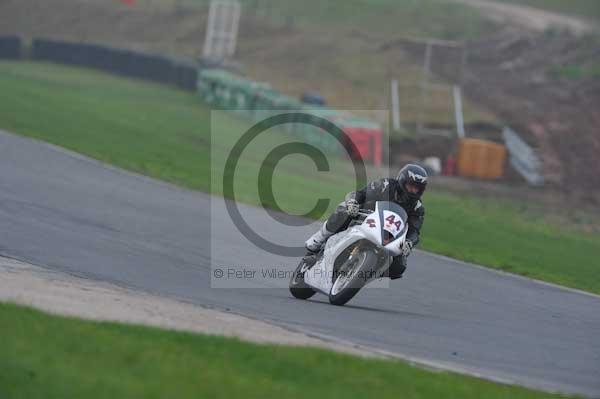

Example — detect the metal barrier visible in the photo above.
[502,127,544,186]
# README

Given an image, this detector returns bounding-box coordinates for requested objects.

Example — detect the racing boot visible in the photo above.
[382,255,407,280]
[305,222,334,254]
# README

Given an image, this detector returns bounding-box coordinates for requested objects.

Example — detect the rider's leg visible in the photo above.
[305,202,351,253]
[305,222,334,253]
[386,255,407,280]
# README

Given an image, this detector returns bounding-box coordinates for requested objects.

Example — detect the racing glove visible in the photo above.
[345,198,360,217]
[401,240,413,257]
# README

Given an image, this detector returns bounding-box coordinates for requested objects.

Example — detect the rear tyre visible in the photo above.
[329,245,378,306]
[289,258,317,300]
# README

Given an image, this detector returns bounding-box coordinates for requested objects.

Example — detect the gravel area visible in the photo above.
[0,256,376,357]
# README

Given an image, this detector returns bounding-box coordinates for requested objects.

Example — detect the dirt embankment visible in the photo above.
[409,28,600,200]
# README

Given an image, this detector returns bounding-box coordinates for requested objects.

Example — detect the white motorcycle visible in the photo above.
[289,201,408,306]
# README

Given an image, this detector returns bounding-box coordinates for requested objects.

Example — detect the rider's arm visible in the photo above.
[345,178,392,205]
[406,201,425,246]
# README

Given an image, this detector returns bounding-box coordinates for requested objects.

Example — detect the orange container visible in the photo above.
[456,138,506,179]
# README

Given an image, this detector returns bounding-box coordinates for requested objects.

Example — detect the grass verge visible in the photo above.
[0,61,599,294]
[0,302,574,399]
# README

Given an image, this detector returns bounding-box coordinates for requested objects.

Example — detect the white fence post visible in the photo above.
[502,127,544,185]
[391,79,401,131]
[453,85,465,139]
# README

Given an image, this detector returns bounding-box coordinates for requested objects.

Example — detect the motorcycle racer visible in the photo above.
[305,164,427,279]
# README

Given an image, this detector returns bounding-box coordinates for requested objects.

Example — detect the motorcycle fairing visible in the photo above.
[304,227,365,294]
[303,201,408,294]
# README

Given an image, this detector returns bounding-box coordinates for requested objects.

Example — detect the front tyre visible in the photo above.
[329,245,378,306]
[289,258,317,300]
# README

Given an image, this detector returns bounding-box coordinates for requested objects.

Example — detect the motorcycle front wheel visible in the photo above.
[289,257,317,300]
[329,243,378,306]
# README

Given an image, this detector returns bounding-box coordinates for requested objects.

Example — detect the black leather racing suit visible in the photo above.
[323,178,425,279]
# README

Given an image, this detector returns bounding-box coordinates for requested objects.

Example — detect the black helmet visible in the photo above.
[396,164,428,202]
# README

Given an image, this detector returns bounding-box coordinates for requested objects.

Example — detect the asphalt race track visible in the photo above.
[0,129,599,397]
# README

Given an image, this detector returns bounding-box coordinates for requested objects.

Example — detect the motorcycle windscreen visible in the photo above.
[377,201,408,246]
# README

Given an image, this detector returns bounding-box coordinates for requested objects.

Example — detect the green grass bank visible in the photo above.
[0,302,575,399]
